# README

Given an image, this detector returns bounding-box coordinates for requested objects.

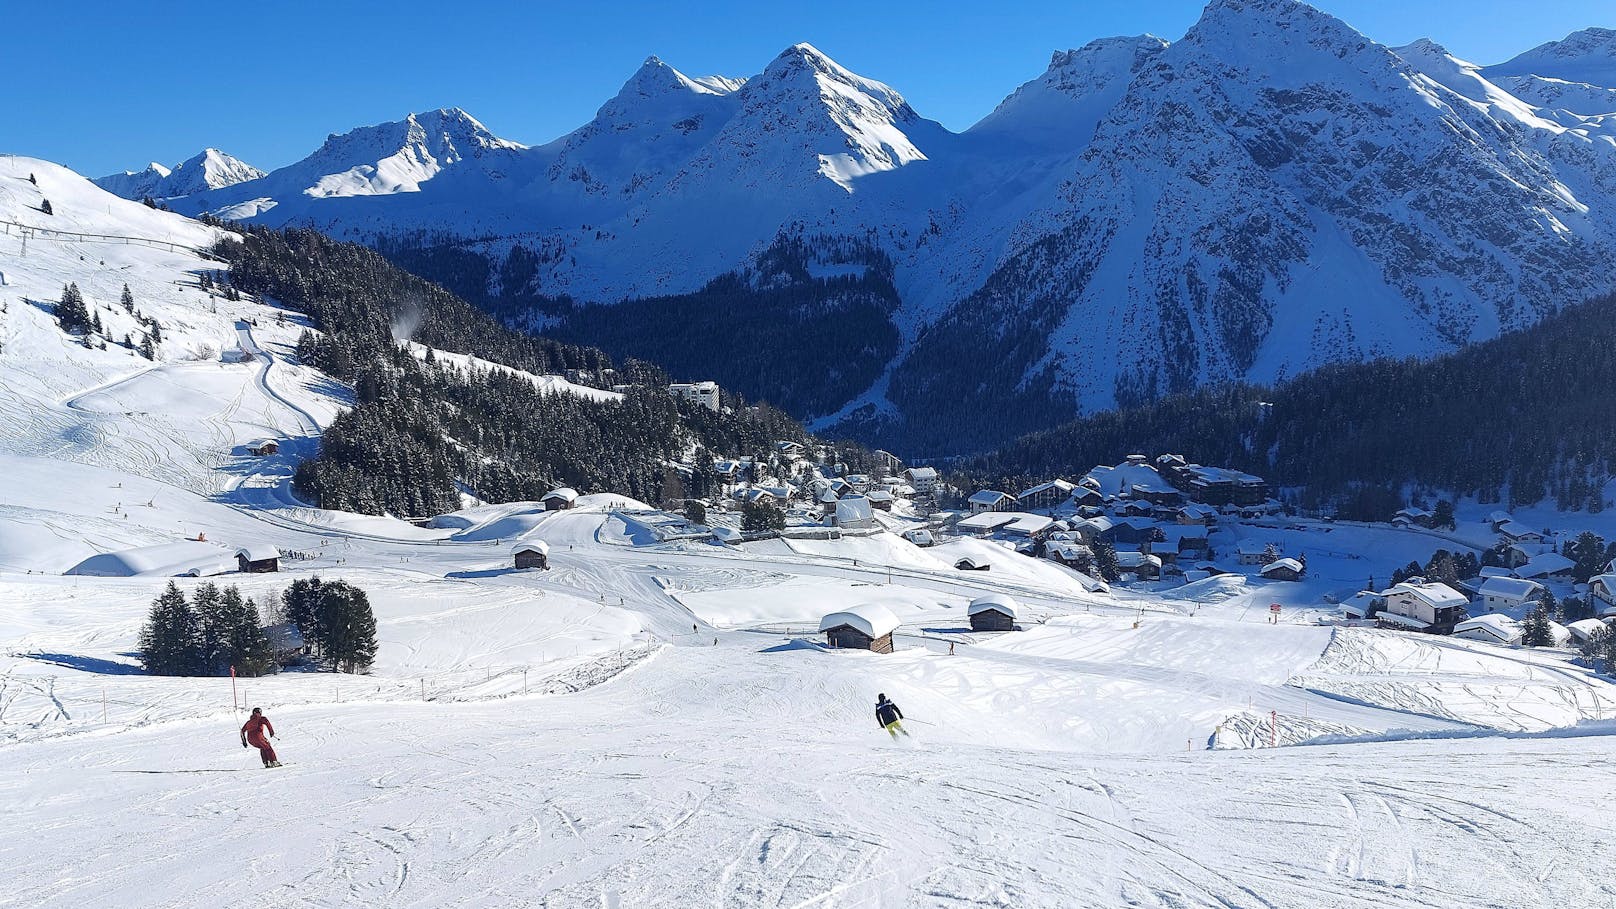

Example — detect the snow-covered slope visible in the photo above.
[94,148,264,200]
[129,2,1616,452]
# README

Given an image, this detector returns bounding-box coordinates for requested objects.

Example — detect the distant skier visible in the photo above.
[240,707,281,768]
[875,693,908,739]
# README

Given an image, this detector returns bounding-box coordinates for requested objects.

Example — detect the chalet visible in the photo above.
[1451,614,1522,645]
[958,512,1018,535]
[902,529,935,547]
[1259,558,1304,582]
[1590,574,1616,615]
[1176,534,1210,559]
[234,544,280,573]
[1109,519,1160,547]
[903,467,938,495]
[514,542,550,570]
[968,490,1016,514]
[1018,479,1075,511]
[1497,521,1546,544]
[834,496,876,530]
[1476,576,1544,613]
[1503,541,1553,569]
[1487,511,1514,532]
[845,474,872,492]
[955,556,991,571]
[865,489,895,511]
[1115,551,1162,580]
[1381,581,1469,633]
[819,603,900,653]
[1393,508,1434,529]
[542,487,579,511]
[1515,552,1575,580]
[712,460,742,480]
[1001,513,1056,540]
[1071,516,1115,546]
[1176,504,1218,526]
[1567,618,1609,645]
[1046,540,1092,570]
[1236,540,1275,566]
[1069,487,1104,509]
[818,488,841,517]
[735,487,783,508]
[247,439,279,457]
[967,594,1018,632]
[774,440,806,461]
[1117,500,1156,518]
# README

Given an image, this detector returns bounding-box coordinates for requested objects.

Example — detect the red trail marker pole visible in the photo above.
[230,665,239,713]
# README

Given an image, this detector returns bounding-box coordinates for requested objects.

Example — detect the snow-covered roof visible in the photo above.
[234,543,280,562]
[1479,566,1514,578]
[1387,581,1468,610]
[1453,614,1521,643]
[1497,520,1544,539]
[967,593,1018,618]
[1236,540,1272,554]
[1074,516,1114,533]
[958,512,1018,532]
[542,487,579,503]
[1003,514,1055,536]
[1517,553,1575,579]
[67,541,234,578]
[818,603,900,639]
[1590,573,1616,591]
[1081,461,1178,497]
[902,529,934,544]
[835,496,874,525]
[904,467,937,480]
[969,489,1013,505]
[1488,510,1512,524]
[1567,619,1608,642]
[1046,541,1091,560]
[865,489,894,502]
[1018,479,1075,499]
[1478,576,1542,600]
[514,540,551,555]
[1116,551,1162,569]
[1260,558,1303,576]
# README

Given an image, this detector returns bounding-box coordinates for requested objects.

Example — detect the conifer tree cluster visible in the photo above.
[281,577,378,674]
[55,283,90,334]
[137,582,274,677]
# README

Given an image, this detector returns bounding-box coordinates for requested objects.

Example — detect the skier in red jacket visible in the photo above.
[240,707,281,768]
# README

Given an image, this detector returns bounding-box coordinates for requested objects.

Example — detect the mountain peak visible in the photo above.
[1490,27,1616,87]
[971,35,1168,147]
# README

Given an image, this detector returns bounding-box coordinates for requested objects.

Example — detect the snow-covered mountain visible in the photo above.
[133,0,1616,453]
[94,148,264,200]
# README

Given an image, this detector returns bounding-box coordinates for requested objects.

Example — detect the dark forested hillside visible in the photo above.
[976,293,1616,512]
[380,233,902,419]
[215,225,818,516]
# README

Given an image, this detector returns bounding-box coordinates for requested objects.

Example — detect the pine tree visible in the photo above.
[39,199,52,215]
[1431,499,1456,530]
[55,283,90,334]
[684,499,707,525]
[140,336,156,360]
[191,583,227,674]
[121,284,135,313]
[317,581,378,674]
[1093,539,1121,583]
[741,500,786,532]
[138,583,197,675]
[220,586,275,676]
[1522,604,1555,648]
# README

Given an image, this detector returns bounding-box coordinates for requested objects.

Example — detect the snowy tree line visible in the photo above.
[973,291,1616,514]
[138,577,377,677]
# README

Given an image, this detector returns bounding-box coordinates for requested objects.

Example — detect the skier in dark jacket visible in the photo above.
[875,693,908,739]
[241,707,280,768]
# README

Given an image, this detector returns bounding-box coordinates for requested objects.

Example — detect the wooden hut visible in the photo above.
[514,541,550,570]
[247,439,279,457]
[819,603,900,654]
[967,594,1018,632]
[542,487,579,511]
[234,544,280,573]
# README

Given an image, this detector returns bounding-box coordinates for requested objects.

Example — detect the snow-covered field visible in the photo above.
[4,158,1616,906]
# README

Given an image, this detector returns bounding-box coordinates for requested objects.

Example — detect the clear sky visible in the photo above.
[11,0,1611,177]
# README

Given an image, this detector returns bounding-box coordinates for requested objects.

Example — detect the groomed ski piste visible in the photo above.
[4,157,1616,908]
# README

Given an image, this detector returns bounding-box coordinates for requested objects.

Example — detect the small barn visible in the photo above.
[902,528,935,547]
[542,487,579,511]
[819,603,900,653]
[1259,557,1304,582]
[235,544,280,573]
[248,439,280,456]
[967,594,1018,632]
[514,541,551,570]
[954,556,991,571]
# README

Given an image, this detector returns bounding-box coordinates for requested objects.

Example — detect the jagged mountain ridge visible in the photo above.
[112,0,1616,455]
[94,148,264,200]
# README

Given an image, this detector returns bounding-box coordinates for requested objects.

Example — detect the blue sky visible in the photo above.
[11,0,1610,177]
